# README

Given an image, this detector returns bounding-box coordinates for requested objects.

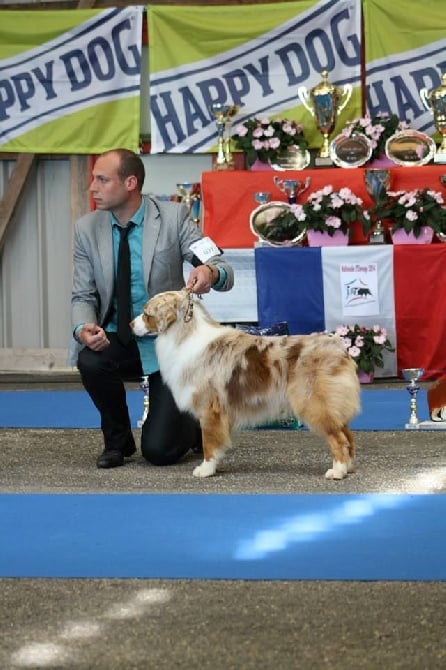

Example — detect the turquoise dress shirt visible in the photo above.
[108,201,159,373]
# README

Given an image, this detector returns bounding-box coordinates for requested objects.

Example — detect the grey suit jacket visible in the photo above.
[68,195,234,365]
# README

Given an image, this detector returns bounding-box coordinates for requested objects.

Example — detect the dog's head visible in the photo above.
[130,289,192,336]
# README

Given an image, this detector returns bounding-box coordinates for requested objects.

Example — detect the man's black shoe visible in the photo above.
[123,442,137,457]
[97,450,125,469]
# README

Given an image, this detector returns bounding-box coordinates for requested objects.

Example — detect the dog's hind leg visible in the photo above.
[342,425,356,473]
[324,431,352,480]
[193,400,231,478]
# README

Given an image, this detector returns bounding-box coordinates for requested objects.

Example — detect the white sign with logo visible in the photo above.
[340,260,380,317]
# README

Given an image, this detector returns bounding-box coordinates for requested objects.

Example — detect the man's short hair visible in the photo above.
[110,148,145,191]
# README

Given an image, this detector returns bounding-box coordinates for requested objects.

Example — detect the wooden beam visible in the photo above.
[0,348,75,373]
[0,153,35,253]
[70,155,91,222]
[75,0,98,7]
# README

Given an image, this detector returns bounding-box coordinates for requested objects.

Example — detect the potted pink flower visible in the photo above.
[301,185,368,245]
[232,116,308,168]
[341,113,409,161]
[372,187,446,244]
[334,323,395,379]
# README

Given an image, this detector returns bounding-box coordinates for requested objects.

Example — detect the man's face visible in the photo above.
[89,153,130,211]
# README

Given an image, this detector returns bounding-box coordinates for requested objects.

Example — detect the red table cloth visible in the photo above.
[202,165,446,248]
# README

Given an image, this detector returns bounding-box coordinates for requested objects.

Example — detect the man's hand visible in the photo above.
[78,323,110,351]
[186,264,217,294]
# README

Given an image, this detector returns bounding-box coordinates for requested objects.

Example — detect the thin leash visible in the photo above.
[184,277,198,322]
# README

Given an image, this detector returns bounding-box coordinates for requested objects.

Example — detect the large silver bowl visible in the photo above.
[249,201,307,247]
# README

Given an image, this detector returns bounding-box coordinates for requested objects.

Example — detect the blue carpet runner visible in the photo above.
[0,493,444,580]
[0,389,430,430]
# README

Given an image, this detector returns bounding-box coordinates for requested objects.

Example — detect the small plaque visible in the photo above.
[314,155,334,168]
[271,148,311,171]
[385,130,435,166]
[434,151,446,164]
[329,132,372,168]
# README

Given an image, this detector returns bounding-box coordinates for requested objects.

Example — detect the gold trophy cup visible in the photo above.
[420,72,446,164]
[177,182,201,227]
[209,103,240,170]
[298,70,352,165]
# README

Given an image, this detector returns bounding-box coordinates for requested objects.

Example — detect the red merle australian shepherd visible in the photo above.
[131,289,360,480]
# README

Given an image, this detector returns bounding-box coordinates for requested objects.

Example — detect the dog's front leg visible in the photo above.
[193,458,218,478]
[193,403,231,478]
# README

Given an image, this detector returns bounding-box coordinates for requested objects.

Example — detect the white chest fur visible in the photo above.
[155,318,223,411]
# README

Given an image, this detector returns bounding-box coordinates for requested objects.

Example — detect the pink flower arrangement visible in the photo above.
[334,324,394,374]
[253,185,369,243]
[302,185,368,236]
[232,116,308,167]
[373,187,446,238]
[341,113,409,159]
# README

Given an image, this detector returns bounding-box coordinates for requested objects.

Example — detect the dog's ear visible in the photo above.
[145,291,191,333]
[151,303,178,333]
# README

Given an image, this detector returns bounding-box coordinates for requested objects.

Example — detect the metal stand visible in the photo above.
[137,375,150,428]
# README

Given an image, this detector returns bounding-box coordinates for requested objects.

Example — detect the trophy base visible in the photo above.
[434,152,446,164]
[405,422,422,430]
[211,156,236,171]
[212,162,235,171]
[314,155,333,168]
[369,231,386,244]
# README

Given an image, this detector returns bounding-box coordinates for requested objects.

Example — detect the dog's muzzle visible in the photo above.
[130,314,150,337]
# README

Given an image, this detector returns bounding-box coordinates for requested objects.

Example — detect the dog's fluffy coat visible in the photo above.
[131,290,361,480]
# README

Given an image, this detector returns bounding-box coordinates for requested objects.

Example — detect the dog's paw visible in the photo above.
[325,461,348,480]
[193,459,217,478]
[347,459,356,474]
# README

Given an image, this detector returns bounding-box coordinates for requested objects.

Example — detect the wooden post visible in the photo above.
[70,156,91,224]
[0,153,36,253]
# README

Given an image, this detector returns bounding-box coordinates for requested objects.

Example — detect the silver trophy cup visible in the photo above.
[364,169,391,244]
[253,191,271,205]
[273,176,311,204]
[402,368,424,429]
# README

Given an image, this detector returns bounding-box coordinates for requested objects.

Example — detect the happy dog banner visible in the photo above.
[148,0,363,153]
[0,7,143,153]
[364,0,446,137]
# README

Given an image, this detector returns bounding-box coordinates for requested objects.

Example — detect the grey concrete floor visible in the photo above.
[1,374,445,669]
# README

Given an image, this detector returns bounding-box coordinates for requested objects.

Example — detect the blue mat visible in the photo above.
[0,389,430,430]
[0,493,444,580]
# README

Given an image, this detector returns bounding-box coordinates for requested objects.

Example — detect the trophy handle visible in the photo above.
[338,83,353,114]
[301,176,311,194]
[273,176,285,192]
[297,86,314,116]
[419,88,431,112]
